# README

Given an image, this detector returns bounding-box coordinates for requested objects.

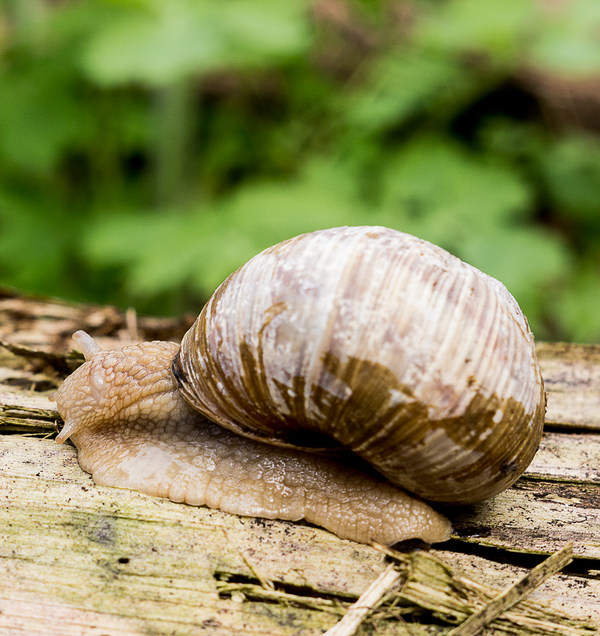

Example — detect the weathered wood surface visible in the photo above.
[0,290,599,634]
[537,342,600,430]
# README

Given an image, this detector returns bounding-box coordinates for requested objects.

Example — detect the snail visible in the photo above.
[53,226,545,546]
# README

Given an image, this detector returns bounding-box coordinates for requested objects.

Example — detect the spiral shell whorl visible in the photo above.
[177,226,544,504]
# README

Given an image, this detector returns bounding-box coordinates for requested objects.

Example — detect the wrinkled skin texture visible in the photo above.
[54,332,452,545]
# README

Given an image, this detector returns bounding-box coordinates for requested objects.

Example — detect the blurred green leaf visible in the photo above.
[530,0,600,75]
[478,118,546,163]
[555,263,600,343]
[85,209,218,296]
[0,190,80,294]
[83,0,309,86]
[540,134,600,224]
[0,60,92,172]
[459,228,570,334]
[417,0,535,63]
[85,156,374,297]
[377,135,532,249]
[344,52,467,132]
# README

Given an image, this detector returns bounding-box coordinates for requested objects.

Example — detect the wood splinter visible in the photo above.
[323,543,577,636]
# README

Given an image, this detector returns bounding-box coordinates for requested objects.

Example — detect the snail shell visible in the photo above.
[176,226,545,503]
[54,226,545,546]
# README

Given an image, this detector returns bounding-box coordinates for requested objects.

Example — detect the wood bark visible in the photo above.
[0,289,598,635]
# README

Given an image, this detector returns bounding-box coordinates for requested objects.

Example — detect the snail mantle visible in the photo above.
[53,226,545,546]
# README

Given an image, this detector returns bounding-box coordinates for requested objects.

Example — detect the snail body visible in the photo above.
[54,226,545,545]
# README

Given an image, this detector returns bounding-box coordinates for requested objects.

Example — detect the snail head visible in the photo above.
[54,331,180,444]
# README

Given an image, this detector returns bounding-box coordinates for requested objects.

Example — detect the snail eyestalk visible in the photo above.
[72,330,102,360]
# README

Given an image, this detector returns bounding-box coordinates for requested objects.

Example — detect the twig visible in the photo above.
[215,581,347,615]
[221,529,275,591]
[322,563,402,636]
[237,548,275,591]
[447,543,574,636]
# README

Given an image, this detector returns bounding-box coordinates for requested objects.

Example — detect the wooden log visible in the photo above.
[0,293,599,635]
[537,342,600,430]
[1,433,598,634]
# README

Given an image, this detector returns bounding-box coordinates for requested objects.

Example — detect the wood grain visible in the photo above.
[1,300,599,635]
[537,342,600,430]
[1,429,599,634]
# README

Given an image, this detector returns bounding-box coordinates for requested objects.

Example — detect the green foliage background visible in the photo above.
[1,0,600,341]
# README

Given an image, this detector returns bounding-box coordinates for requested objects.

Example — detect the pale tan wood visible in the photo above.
[447,545,574,636]
[322,564,401,636]
[450,480,600,558]
[323,545,592,636]
[394,547,592,636]
[1,297,600,634]
[436,551,600,625]
[1,433,598,635]
[526,432,600,483]
[0,391,57,419]
[0,436,383,596]
[537,342,600,430]
[0,435,363,635]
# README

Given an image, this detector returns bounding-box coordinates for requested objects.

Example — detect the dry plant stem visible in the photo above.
[447,543,574,636]
[322,563,402,636]
[214,581,348,615]
[224,530,275,591]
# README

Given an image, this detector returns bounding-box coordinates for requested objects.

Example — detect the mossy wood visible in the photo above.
[0,290,599,635]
